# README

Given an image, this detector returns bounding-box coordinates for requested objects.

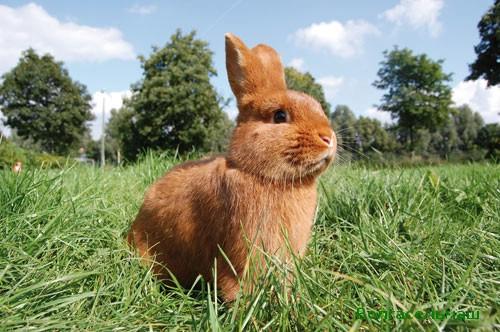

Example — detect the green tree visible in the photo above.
[285,67,331,117]
[8,128,43,152]
[413,129,432,155]
[453,104,484,151]
[0,49,93,154]
[124,30,232,159]
[373,47,453,150]
[355,116,397,153]
[106,105,136,163]
[466,0,500,86]
[433,116,459,156]
[77,132,100,164]
[330,105,358,153]
[476,123,500,159]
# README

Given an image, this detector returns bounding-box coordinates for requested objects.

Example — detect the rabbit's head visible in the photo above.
[225,33,336,183]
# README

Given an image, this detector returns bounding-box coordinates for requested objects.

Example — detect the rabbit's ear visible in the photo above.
[251,44,286,92]
[225,33,252,101]
[225,33,286,102]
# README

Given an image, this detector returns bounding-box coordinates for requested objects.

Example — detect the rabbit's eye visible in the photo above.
[273,110,288,124]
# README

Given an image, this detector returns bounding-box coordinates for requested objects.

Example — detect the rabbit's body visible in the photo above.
[129,156,317,300]
[128,33,336,301]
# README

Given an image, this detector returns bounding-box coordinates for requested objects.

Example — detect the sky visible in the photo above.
[0,0,498,139]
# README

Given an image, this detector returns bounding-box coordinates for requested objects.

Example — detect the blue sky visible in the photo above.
[0,0,498,139]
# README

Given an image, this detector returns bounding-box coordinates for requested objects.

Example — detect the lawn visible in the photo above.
[0,154,499,331]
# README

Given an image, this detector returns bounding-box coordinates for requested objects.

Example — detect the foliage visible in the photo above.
[430,117,459,156]
[330,105,358,154]
[0,157,498,330]
[115,30,233,160]
[0,138,66,169]
[7,128,44,152]
[0,49,93,155]
[453,104,484,151]
[373,47,453,149]
[328,102,494,163]
[467,0,500,86]
[355,116,398,154]
[413,128,433,155]
[106,105,136,163]
[285,67,331,117]
[476,123,500,159]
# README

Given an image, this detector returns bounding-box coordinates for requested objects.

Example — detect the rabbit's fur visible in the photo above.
[128,33,336,301]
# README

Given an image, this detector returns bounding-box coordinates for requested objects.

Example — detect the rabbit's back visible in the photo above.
[128,156,229,285]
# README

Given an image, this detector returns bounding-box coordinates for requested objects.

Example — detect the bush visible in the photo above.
[0,139,66,169]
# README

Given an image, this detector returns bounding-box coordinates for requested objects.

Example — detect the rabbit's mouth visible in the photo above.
[300,153,334,178]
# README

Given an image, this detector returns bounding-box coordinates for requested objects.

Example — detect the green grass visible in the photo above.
[1,153,499,331]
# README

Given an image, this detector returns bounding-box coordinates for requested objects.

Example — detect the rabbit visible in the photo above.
[127,33,336,301]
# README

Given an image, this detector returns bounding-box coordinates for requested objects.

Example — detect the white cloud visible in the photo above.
[293,20,380,58]
[382,0,444,37]
[128,4,157,15]
[90,91,132,139]
[288,58,305,71]
[452,79,500,124]
[364,107,394,124]
[0,3,135,74]
[318,76,344,99]
[224,106,239,120]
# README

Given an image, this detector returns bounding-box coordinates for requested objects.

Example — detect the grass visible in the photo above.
[0,153,499,331]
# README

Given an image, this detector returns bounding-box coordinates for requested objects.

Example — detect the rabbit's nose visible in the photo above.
[320,135,332,146]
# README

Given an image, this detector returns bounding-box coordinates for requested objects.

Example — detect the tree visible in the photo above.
[8,128,43,152]
[432,116,459,156]
[413,129,432,155]
[453,104,484,151]
[355,116,397,153]
[476,123,500,159]
[106,105,136,162]
[124,30,232,159]
[466,0,500,86]
[0,49,93,154]
[285,67,331,117]
[330,105,358,153]
[373,47,453,150]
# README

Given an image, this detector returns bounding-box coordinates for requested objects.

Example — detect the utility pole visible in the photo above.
[101,91,106,168]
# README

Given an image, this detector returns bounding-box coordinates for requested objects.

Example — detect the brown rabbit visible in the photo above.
[127,33,336,301]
